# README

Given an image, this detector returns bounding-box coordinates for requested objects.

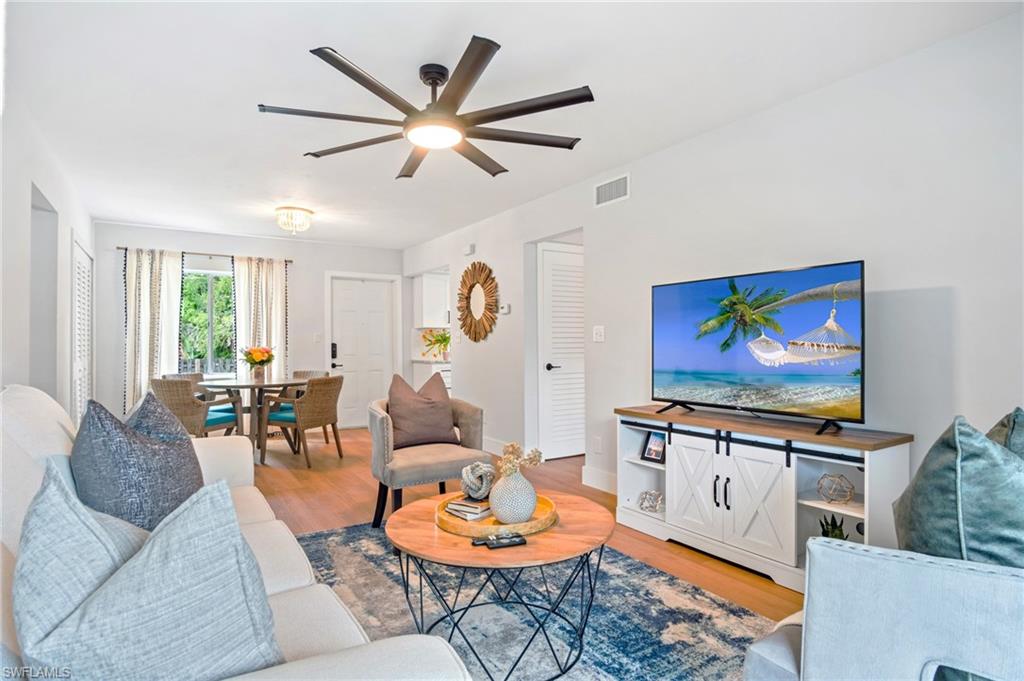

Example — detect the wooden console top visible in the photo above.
[614,404,913,451]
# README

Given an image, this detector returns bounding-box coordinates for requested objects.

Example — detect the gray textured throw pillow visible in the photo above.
[388,373,459,449]
[71,395,203,530]
[13,462,283,680]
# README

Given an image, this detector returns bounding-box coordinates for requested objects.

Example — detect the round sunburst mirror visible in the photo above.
[458,261,499,342]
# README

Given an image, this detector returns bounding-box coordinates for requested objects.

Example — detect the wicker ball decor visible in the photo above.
[457,261,499,342]
[817,473,855,504]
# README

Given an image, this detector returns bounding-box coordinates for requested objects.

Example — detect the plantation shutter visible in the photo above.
[71,243,94,422]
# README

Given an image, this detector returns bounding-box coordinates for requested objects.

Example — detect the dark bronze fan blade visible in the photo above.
[459,86,594,126]
[258,105,404,126]
[435,36,500,114]
[453,140,507,176]
[304,132,404,158]
[396,146,429,178]
[310,47,419,117]
[465,127,580,149]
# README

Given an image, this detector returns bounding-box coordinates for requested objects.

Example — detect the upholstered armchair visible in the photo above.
[150,378,243,437]
[368,397,491,527]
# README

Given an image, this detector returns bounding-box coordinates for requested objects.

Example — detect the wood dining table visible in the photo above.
[199,376,307,453]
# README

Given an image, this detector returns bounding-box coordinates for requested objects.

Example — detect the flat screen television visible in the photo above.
[652,260,864,424]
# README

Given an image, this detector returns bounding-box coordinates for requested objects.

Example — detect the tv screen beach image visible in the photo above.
[653,262,863,420]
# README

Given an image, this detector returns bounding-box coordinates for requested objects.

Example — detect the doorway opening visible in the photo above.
[29,186,59,399]
[324,272,402,428]
[526,229,585,460]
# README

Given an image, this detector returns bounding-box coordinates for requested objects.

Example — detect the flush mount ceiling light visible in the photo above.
[258,36,593,178]
[276,206,314,235]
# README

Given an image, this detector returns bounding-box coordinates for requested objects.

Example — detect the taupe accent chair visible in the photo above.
[162,372,226,404]
[368,398,492,527]
[150,378,243,437]
[260,375,344,468]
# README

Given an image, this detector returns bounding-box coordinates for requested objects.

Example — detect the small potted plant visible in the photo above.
[819,513,850,540]
[241,346,274,381]
[421,328,452,361]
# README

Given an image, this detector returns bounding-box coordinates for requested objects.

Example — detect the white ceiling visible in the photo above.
[6,2,1016,249]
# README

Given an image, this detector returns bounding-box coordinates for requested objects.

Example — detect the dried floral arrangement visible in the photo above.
[420,328,451,358]
[498,442,542,478]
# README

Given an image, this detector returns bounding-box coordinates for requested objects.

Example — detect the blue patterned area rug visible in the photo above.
[298,524,772,680]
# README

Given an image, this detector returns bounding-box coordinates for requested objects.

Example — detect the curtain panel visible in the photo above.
[233,257,288,378]
[124,249,182,412]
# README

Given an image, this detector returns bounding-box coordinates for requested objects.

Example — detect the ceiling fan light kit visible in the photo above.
[259,35,593,178]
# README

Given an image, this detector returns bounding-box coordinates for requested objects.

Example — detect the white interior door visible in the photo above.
[538,243,585,459]
[723,443,797,565]
[665,435,723,540]
[330,278,394,428]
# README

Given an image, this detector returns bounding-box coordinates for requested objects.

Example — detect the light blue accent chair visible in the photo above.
[743,538,1024,681]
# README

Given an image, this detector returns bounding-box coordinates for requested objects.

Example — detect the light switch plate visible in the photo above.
[499,303,511,315]
[313,332,322,344]
[454,332,462,344]
[592,325,605,342]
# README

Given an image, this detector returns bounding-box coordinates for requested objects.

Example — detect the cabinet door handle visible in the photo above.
[723,477,731,510]
[713,474,720,507]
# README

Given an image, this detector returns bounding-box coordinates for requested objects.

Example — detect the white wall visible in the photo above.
[1,101,95,410]
[92,222,404,413]
[403,15,1023,481]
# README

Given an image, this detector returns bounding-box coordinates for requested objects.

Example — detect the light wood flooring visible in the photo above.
[253,428,803,621]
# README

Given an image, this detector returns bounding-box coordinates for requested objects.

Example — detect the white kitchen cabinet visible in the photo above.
[413,273,450,328]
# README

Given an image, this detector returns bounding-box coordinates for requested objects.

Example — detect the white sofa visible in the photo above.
[0,385,470,680]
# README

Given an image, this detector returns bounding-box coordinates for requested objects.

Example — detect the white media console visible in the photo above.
[615,405,913,592]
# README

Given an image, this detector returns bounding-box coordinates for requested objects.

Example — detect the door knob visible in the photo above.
[545,363,561,371]
[331,363,343,369]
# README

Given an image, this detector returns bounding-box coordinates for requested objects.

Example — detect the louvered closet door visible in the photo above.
[538,243,585,459]
[71,243,94,422]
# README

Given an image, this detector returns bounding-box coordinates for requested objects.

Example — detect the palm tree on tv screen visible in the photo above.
[696,279,787,352]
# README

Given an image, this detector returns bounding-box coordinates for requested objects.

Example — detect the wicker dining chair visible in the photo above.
[259,375,344,467]
[150,378,243,437]
[274,370,332,440]
[161,372,234,412]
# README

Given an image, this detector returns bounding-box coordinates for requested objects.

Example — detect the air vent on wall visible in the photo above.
[594,174,629,207]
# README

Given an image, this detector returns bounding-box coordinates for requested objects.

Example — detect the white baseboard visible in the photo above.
[581,465,616,493]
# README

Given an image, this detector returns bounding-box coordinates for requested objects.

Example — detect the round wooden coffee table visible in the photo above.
[386,491,615,680]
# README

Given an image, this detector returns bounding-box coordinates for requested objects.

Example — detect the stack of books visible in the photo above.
[445,496,492,521]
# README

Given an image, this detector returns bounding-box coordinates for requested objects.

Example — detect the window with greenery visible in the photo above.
[180,271,235,375]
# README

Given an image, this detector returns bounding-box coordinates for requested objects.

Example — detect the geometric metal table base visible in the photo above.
[397,547,605,681]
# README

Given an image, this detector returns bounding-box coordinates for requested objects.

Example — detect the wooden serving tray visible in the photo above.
[435,494,558,538]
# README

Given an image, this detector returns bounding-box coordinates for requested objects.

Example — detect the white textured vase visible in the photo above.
[489,471,537,524]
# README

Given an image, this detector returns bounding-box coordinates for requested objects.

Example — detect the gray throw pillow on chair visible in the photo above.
[388,373,459,449]
[13,461,283,680]
[71,395,203,530]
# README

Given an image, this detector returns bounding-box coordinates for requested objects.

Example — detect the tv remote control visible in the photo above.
[486,534,526,549]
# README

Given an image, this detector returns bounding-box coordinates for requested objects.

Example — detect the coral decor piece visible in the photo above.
[490,443,543,524]
[460,461,496,501]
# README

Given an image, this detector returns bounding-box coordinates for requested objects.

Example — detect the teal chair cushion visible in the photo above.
[267,410,297,424]
[894,410,1024,569]
[205,412,237,428]
[275,403,294,412]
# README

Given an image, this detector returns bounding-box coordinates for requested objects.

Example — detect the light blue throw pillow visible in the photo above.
[13,462,283,680]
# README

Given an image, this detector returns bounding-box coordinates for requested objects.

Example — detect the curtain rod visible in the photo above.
[115,246,293,264]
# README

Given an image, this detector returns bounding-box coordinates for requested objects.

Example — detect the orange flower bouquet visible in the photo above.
[241,346,274,366]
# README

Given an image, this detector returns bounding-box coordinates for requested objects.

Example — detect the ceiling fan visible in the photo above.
[258,35,594,178]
